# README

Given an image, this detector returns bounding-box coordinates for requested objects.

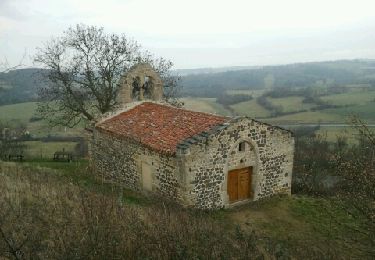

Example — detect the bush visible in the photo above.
[29,116,43,122]
[292,121,375,232]
[292,126,320,138]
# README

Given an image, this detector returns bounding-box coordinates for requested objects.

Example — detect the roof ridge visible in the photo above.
[97,100,229,126]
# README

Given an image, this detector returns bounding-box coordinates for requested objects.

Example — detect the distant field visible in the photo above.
[226,89,375,124]
[1,92,373,150]
[0,102,37,124]
[27,121,85,137]
[25,141,77,159]
[315,127,363,144]
[182,91,375,125]
[265,111,344,124]
[0,102,83,158]
[226,89,265,97]
[181,97,231,116]
[0,102,85,137]
[230,99,270,118]
[324,102,375,123]
[267,96,316,113]
[345,83,372,89]
[321,90,375,106]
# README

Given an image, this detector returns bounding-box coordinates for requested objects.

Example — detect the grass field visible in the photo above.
[0,102,85,137]
[226,89,265,97]
[265,111,345,124]
[230,99,271,118]
[27,121,85,137]
[321,90,375,106]
[325,102,375,122]
[0,102,84,158]
[0,102,37,124]
[1,162,372,259]
[225,88,375,124]
[267,96,316,113]
[181,97,232,116]
[24,141,77,159]
[231,196,371,258]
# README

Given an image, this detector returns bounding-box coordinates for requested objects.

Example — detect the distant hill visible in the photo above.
[1,60,375,105]
[173,66,261,76]
[180,59,375,97]
[0,68,46,105]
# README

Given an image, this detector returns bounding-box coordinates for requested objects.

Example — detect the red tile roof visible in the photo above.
[96,102,229,155]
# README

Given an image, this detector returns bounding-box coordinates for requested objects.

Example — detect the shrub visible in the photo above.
[292,119,375,248]
[29,116,43,122]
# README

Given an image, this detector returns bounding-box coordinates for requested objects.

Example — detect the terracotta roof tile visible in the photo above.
[96,102,229,154]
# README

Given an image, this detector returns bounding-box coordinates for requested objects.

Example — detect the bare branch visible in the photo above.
[34,24,180,127]
[348,114,375,146]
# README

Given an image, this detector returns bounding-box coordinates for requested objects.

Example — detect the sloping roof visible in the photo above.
[96,102,229,154]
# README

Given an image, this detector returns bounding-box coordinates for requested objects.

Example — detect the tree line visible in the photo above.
[180,60,375,98]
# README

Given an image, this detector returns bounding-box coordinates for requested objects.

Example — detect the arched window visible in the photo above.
[238,141,246,152]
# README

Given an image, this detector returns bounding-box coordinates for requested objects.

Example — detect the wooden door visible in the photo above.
[227,167,252,202]
[238,168,251,200]
[228,170,239,202]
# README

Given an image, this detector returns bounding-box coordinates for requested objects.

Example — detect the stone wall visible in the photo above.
[89,129,182,201]
[177,118,294,209]
[90,117,294,210]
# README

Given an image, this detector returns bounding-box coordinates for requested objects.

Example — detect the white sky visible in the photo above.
[1,0,375,69]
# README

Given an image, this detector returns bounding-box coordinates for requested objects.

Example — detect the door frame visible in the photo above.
[222,138,260,207]
[227,166,253,203]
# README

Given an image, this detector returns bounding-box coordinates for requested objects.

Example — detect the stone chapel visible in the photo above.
[89,63,294,209]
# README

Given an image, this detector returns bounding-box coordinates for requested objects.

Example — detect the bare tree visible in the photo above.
[0,52,26,73]
[0,52,26,91]
[34,24,180,127]
[348,114,375,146]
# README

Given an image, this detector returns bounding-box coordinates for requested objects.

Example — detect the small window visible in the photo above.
[239,142,246,152]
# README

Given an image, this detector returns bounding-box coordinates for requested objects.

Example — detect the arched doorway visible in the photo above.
[225,140,258,204]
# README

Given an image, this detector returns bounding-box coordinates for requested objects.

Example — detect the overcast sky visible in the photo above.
[1,0,375,69]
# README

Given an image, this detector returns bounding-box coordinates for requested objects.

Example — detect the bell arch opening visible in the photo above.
[143,76,154,99]
[117,63,164,105]
[132,76,142,100]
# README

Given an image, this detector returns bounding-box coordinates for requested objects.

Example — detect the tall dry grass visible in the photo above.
[0,163,264,259]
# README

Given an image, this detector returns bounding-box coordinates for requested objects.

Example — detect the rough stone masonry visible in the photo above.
[89,63,294,209]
